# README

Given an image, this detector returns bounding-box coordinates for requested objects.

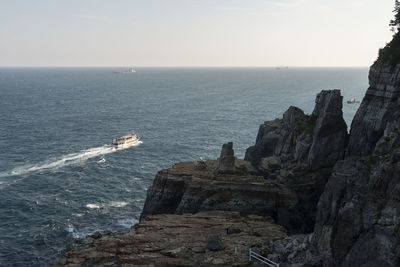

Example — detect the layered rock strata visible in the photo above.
[53,59,400,266]
[310,61,400,266]
[142,90,348,234]
[141,158,331,234]
[52,211,287,267]
[346,61,400,156]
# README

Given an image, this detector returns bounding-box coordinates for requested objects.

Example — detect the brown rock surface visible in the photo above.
[141,159,330,234]
[52,211,287,267]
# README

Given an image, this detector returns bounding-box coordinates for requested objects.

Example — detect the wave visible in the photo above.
[86,201,129,210]
[65,224,98,239]
[65,217,138,239]
[117,218,138,228]
[86,203,101,209]
[0,141,142,185]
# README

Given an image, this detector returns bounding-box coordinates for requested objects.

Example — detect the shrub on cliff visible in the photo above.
[390,0,400,28]
[379,0,400,66]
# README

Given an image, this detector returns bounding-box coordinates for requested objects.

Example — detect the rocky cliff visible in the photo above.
[309,60,400,267]
[54,52,400,266]
[138,60,400,266]
[141,90,348,234]
[346,61,400,156]
[141,158,331,234]
[245,90,347,171]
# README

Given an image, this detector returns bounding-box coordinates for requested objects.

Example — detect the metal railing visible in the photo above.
[249,248,280,267]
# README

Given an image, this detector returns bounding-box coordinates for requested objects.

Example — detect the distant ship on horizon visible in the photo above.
[113,67,137,74]
[276,66,289,70]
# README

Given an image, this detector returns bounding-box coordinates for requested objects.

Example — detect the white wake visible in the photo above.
[0,141,142,179]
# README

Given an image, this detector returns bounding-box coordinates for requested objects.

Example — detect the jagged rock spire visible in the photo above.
[216,142,236,173]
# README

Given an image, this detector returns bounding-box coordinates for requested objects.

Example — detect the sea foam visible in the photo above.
[0,141,142,187]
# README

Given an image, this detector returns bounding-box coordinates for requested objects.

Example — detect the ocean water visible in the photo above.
[0,67,368,266]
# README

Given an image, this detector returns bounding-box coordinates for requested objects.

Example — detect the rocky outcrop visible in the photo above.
[310,62,400,266]
[245,90,347,171]
[308,90,348,170]
[52,211,287,267]
[141,159,331,234]
[251,234,315,266]
[311,146,400,266]
[216,142,236,173]
[54,57,400,266]
[346,61,400,156]
[141,90,347,235]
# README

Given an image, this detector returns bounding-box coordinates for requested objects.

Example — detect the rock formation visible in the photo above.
[54,34,400,266]
[52,211,287,266]
[245,89,347,171]
[137,66,400,266]
[309,60,400,267]
[216,142,236,173]
[141,90,347,234]
[346,61,400,157]
[141,158,333,233]
[308,90,348,169]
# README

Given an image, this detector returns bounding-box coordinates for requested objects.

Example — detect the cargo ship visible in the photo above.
[113,68,137,74]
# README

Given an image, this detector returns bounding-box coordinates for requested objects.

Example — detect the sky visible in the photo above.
[0,0,396,67]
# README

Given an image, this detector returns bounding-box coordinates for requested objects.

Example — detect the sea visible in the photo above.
[0,67,368,266]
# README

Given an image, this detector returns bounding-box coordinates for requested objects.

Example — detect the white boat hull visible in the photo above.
[112,134,141,149]
[113,140,141,149]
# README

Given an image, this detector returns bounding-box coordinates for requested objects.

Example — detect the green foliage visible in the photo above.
[390,0,400,29]
[379,1,400,67]
[378,33,400,67]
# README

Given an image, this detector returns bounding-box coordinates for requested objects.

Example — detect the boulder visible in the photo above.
[206,234,224,251]
[226,226,241,235]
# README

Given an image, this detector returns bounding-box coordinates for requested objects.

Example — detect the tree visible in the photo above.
[378,1,400,66]
[390,0,400,32]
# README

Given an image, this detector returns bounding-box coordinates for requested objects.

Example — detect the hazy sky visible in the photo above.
[0,0,395,66]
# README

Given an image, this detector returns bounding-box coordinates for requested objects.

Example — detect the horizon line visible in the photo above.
[0,65,370,68]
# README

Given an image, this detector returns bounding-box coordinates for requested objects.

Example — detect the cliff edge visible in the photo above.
[308,60,400,266]
[53,211,286,266]
[141,90,347,234]
[54,32,400,266]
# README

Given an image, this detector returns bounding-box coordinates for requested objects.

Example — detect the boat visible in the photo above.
[347,98,360,104]
[113,68,137,74]
[276,66,289,70]
[111,134,140,148]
